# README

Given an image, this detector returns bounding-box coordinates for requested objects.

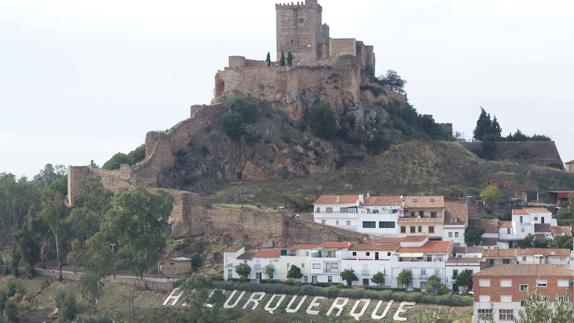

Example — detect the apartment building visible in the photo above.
[481,248,572,269]
[313,194,468,245]
[472,264,574,323]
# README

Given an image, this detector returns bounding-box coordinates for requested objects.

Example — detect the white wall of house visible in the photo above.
[314,203,401,236]
[443,225,467,246]
[445,263,480,290]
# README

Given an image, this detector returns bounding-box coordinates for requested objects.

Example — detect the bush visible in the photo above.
[308,103,337,140]
[102,145,146,170]
[220,96,261,142]
[56,290,77,322]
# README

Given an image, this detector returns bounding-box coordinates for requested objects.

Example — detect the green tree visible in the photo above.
[371,272,385,287]
[55,290,77,323]
[397,270,412,289]
[490,116,502,139]
[287,265,303,280]
[517,291,574,323]
[176,275,225,323]
[102,188,173,287]
[480,184,503,207]
[79,272,103,309]
[14,227,40,275]
[102,145,146,170]
[455,270,473,293]
[263,264,275,279]
[235,263,251,279]
[473,108,491,140]
[464,227,484,246]
[517,234,536,248]
[340,269,358,286]
[287,52,294,66]
[280,51,286,66]
[426,275,447,294]
[41,189,70,281]
[309,103,337,140]
[265,52,271,67]
[377,70,406,94]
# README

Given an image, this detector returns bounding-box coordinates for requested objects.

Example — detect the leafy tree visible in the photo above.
[287,52,294,66]
[517,234,535,248]
[176,275,225,323]
[102,188,173,287]
[280,51,286,66]
[426,275,447,294]
[455,270,473,293]
[41,188,70,281]
[220,111,246,142]
[377,70,406,94]
[309,103,337,140]
[220,96,260,142]
[287,265,303,280]
[235,263,251,279]
[397,270,412,289]
[517,291,574,323]
[340,269,358,286]
[265,52,271,67]
[464,227,484,246]
[14,227,40,275]
[371,272,385,287]
[56,290,77,322]
[80,271,103,309]
[480,136,497,160]
[0,280,30,322]
[263,264,275,279]
[102,145,146,170]
[480,184,503,207]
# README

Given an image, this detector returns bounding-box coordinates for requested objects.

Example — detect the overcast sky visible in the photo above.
[1,0,573,178]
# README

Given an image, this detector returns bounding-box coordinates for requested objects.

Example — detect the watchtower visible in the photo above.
[276,0,329,65]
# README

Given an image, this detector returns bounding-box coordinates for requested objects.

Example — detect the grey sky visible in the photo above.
[1,0,573,178]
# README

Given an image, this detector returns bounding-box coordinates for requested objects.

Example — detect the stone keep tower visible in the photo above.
[276,0,329,65]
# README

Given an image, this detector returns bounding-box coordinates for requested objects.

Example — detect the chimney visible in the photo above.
[336,195,340,203]
[358,194,365,204]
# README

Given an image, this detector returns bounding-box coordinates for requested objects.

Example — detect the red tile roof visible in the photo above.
[253,248,282,258]
[444,202,469,225]
[364,196,402,206]
[515,248,571,257]
[512,208,551,215]
[348,238,402,252]
[401,235,427,243]
[551,226,572,237]
[290,242,350,250]
[499,221,513,228]
[474,264,574,277]
[398,241,452,254]
[314,195,358,205]
[403,196,444,209]
[482,248,516,258]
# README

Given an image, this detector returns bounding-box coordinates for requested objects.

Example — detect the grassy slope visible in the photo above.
[1,276,472,323]
[209,140,574,209]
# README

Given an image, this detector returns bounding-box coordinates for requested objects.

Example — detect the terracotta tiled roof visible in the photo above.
[499,221,513,228]
[453,246,483,254]
[290,242,350,250]
[289,243,320,250]
[551,226,573,237]
[237,250,258,260]
[401,235,428,243]
[224,246,244,253]
[364,196,402,206]
[403,196,444,209]
[397,217,443,225]
[481,219,501,234]
[515,248,571,257]
[320,241,351,249]
[512,208,551,215]
[253,248,282,258]
[314,195,358,205]
[474,264,574,277]
[534,223,552,233]
[481,238,501,246]
[348,238,402,252]
[482,249,516,258]
[444,202,469,225]
[398,241,452,254]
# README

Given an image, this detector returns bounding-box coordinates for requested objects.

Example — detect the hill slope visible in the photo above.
[208,140,574,209]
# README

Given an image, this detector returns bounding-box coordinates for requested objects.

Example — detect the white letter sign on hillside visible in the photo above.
[162,288,416,321]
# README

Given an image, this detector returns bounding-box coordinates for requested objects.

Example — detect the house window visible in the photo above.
[373,209,380,214]
[503,259,510,264]
[537,280,547,288]
[401,226,406,233]
[521,228,525,233]
[478,309,493,321]
[426,256,432,262]
[534,217,538,221]
[558,280,569,287]
[336,220,339,225]
[541,217,545,224]
[352,252,357,256]
[520,300,527,306]
[452,270,458,279]
[455,232,459,238]
[522,256,527,262]
[429,226,435,233]
[366,252,370,256]
[418,226,422,233]
[312,263,321,269]
[501,295,512,303]
[387,252,391,256]
[431,212,437,218]
[326,207,333,213]
[499,309,514,321]
[315,207,321,213]
[506,228,511,234]
[479,295,491,302]
[362,221,376,229]
[301,263,305,268]
[410,226,416,233]
[328,276,332,283]
[448,232,453,238]
[346,220,351,226]
[379,221,395,229]
[479,279,491,287]
[520,216,523,223]
[419,211,424,217]
[520,284,528,291]
[500,280,512,287]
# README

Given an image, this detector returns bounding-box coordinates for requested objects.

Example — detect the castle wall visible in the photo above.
[329,38,357,58]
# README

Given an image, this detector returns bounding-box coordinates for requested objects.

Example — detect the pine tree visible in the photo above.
[280,51,286,66]
[473,108,492,140]
[265,52,271,67]
[490,116,502,139]
[287,52,294,66]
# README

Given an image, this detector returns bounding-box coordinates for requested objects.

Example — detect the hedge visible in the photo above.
[210,280,472,307]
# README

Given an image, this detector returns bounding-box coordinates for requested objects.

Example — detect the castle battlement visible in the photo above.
[275,0,320,9]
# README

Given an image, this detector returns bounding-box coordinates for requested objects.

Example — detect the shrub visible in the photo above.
[235,263,251,279]
[308,103,337,140]
[221,97,261,142]
[102,145,146,170]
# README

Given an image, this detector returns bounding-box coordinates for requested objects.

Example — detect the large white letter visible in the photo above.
[393,302,416,322]
[264,294,286,314]
[162,288,184,306]
[242,292,266,310]
[349,299,371,321]
[285,295,307,313]
[371,300,393,320]
[306,296,326,315]
[205,289,226,308]
[326,297,349,317]
[223,290,246,309]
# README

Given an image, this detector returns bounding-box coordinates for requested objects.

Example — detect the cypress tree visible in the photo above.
[280,51,286,66]
[473,108,492,140]
[265,52,271,67]
[287,52,294,66]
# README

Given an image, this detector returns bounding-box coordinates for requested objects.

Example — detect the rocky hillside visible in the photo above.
[208,140,574,210]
